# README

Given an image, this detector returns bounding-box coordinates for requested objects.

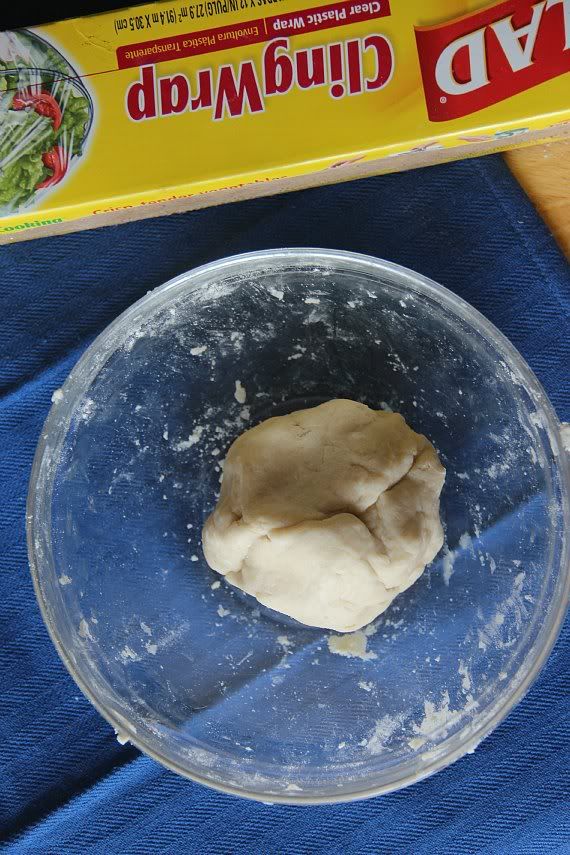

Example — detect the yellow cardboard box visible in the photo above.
[1,0,569,242]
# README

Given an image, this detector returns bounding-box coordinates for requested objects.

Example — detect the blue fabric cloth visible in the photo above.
[1,155,568,853]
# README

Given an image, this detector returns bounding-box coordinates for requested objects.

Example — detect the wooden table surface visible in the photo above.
[505,139,570,259]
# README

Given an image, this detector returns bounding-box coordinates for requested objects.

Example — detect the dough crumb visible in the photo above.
[211,580,221,590]
[58,574,72,586]
[51,388,64,403]
[175,425,204,451]
[327,630,378,660]
[234,380,247,404]
[78,619,93,640]
[190,345,207,356]
[217,605,230,617]
[119,645,140,663]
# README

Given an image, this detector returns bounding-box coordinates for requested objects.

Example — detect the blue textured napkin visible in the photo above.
[1,155,568,854]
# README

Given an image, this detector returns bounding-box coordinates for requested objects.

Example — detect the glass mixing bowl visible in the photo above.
[27,249,569,803]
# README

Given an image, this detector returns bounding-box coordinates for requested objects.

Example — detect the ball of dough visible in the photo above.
[202,399,445,632]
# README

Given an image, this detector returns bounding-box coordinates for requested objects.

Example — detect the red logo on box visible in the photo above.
[415,0,570,121]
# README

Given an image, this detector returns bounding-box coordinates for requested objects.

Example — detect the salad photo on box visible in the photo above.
[0,29,93,213]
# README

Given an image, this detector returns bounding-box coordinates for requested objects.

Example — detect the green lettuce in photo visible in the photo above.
[0,30,93,214]
[0,108,53,208]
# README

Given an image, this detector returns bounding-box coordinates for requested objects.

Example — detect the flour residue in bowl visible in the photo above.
[442,531,473,585]
[366,714,405,754]
[458,660,472,693]
[408,691,456,749]
[477,571,527,652]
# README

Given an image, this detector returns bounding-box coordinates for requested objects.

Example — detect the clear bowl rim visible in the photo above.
[26,248,570,805]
